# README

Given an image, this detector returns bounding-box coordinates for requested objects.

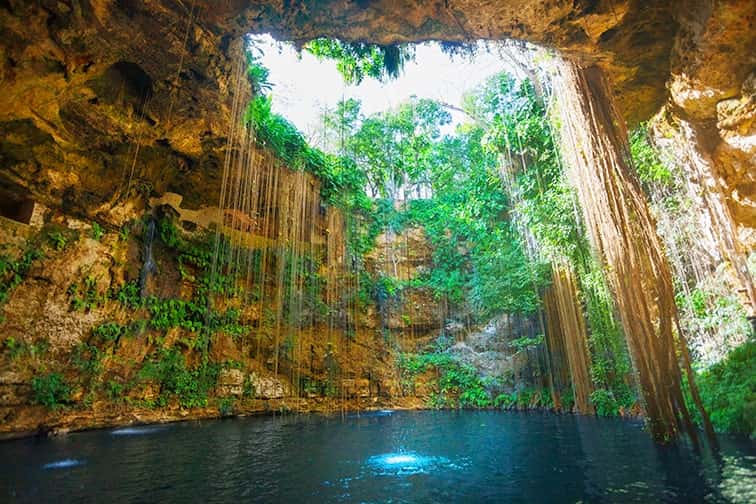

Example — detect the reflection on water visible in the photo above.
[367,452,463,476]
[41,459,84,470]
[110,426,168,436]
[720,455,756,503]
[0,411,753,503]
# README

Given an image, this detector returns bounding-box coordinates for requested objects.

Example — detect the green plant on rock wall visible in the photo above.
[509,334,544,353]
[218,396,236,417]
[71,342,104,377]
[91,222,104,241]
[0,248,43,308]
[398,352,495,409]
[92,322,127,342]
[105,379,127,402]
[629,125,673,186]
[243,374,256,398]
[114,280,141,310]
[118,222,131,242]
[68,275,106,312]
[47,231,67,251]
[31,372,72,409]
[684,341,756,436]
[3,337,49,361]
[138,347,221,409]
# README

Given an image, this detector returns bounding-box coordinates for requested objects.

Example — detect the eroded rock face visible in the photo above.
[364,225,445,344]
[0,0,235,219]
[232,0,678,124]
[667,0,756,234]
[1,1,752,239]
[0,1,676,211]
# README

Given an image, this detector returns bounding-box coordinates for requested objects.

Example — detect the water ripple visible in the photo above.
[42,459,84,470]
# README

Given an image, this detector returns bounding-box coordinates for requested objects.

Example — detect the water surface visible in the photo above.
[1,410,754,502]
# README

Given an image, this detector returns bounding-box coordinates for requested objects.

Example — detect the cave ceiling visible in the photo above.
[0,0,752,224]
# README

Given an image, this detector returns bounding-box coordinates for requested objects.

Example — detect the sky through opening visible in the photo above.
[251,35,514,143]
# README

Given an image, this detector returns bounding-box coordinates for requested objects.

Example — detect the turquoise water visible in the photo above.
[1,410,754,502]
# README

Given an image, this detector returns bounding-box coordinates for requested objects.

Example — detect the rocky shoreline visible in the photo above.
[0,397,428,441]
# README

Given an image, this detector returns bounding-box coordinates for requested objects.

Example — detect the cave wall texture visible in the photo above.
[0,0,753,236]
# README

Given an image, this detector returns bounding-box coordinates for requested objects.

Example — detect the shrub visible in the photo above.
[494,392,516,409]
[0,249,42,305]
[688,341,755,436]
[68,275,105,312]
[71,342,103,376]
[93,322,126,342]
[31,372,71,409]
[91,222,104,241]
[139,348,220,409]
[590,388,619,416]
[218,397,235,417]
[48,232,67,251]
[105,379,126,401]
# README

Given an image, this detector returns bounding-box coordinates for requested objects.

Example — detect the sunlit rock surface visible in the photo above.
[1,0,751,233]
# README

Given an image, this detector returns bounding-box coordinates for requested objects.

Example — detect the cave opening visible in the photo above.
[0,188,36,225]
[0,3,754,501]
[204,31,737,445]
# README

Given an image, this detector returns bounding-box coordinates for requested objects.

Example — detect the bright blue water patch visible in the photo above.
[2,411,752,502]
[367,452,460,476]
[42,459,83,470]
[111,426,166,436]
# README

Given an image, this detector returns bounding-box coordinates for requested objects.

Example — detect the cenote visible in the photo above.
[1,2,755,502]
[1,411,754,503]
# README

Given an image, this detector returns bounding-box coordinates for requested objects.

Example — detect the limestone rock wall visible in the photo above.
[364,225,444,346]
[1,1,752,250]
[0,190,409,437]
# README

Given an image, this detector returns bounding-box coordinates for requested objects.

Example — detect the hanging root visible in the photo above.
[554,60,715,443]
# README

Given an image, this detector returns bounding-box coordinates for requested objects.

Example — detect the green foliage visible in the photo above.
[630,125,672,186]
[675,284,751,358]
[245,41,272,96]
[561,388,575,412]
[3,337,19,358]
[31,372,71,409]
[494,392,516,409]
[509,334,544,352]
[91,222,104,241]
[116,216,250,346]
[579,254,635,411]
[243,374,256,398]
[47,231,67,251]
[105,379,126,401]
[493,388,553,410]
[71,342,103,376]
[92,322,126,342]
[320,85,546,320]
[3,337,48,360]
[139,348,220,409]
[114,281,142,309]
[118,223,131,242]
[590,388,620,416]
[398,352,494,409]
[372,274,401,302]
[218,396,236,417]
[686,341,756,435]
[0,248,42,305]
[305,38,414,84]
[244,95,367,209]
[68,275,105,312]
